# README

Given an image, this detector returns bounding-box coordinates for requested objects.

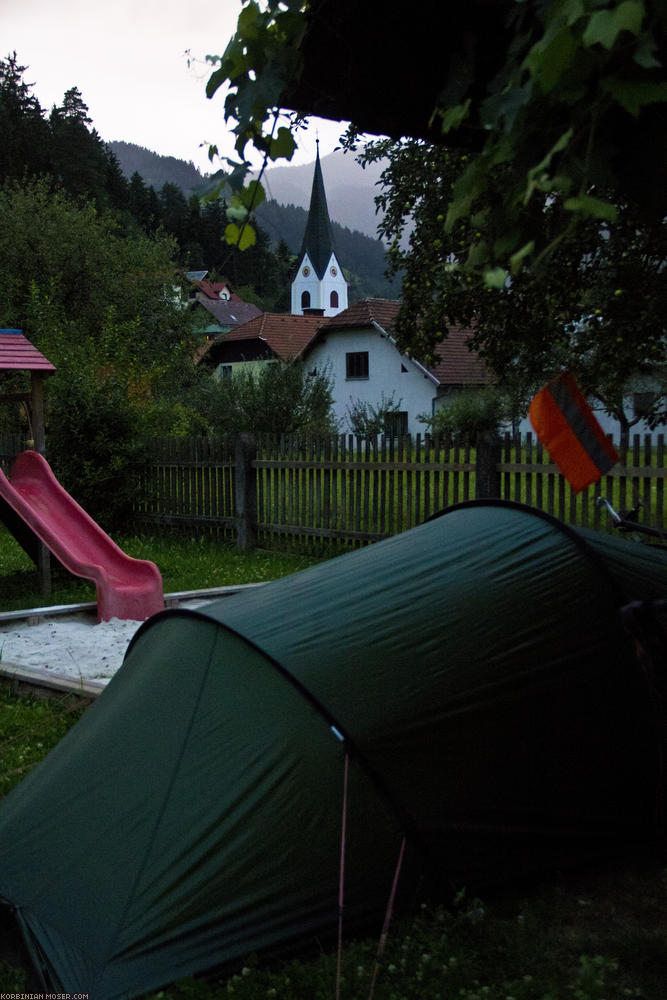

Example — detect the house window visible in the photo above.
[385,410,409,437]
[346,351,369,380]
[330,290,339,309]
[219,365,233,379]
[301,290,311,309]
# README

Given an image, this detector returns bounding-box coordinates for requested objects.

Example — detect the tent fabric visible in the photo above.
[0,501,665,1000]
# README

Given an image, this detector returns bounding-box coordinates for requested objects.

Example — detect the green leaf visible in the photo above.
[237,0,262,38]
[601,77,667,116]
[206,64,229,99]
[525,27,578,92]
[237,179,266,210]
[633,34,662,69]
[583,1,644,50]
[564,194,619,221]
[437,99,471,133]
[269,126,297,161]
[561,0,586,27]
[493,231,520,257]
[524,128,573,203]
[510,240,535,273]
[224,222,256,250]
[466,240,489,267]
[484,267,509,289]
[224,222,240,245]
[481,87,530,132]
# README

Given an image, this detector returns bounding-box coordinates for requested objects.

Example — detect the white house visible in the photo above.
[200,144,664,444]
[302,299,489,435]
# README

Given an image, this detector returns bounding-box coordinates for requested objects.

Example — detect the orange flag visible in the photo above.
[529,371,619,493]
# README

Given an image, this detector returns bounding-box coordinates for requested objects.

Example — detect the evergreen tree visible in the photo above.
[199,199,227,268]
[128,171,160,230]
[0,52,50,180]
[49,87,108,201]
[159,181,190,248]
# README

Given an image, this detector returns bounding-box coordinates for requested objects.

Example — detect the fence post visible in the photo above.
[235,432,257,549]
[475,430,502,499]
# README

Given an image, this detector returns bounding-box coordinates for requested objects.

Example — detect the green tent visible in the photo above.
[0,501,665,999]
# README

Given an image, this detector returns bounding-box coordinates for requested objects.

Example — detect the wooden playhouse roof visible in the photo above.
[0,330,56,373]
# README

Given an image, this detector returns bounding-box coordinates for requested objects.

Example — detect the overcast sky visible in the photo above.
[2,0,345,174]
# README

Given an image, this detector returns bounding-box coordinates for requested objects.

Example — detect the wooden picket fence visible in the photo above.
[134,432,665,550]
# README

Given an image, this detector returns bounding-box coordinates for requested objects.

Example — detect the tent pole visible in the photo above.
[335,753,349,1000]
[367,836,407,1000]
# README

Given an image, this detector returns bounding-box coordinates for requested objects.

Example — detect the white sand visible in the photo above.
[0,616,146,682]
[0,600,212,685]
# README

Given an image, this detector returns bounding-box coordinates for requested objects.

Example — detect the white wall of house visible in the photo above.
[304,328,437,434]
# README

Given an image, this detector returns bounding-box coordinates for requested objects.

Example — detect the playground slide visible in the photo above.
[0,451,164,621]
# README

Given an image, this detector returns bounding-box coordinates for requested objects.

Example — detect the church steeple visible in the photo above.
[291,141,348,317]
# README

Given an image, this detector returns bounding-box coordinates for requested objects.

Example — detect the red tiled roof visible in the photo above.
[205,313,324,362]
[0,330,56,372]
[324,298,401,332]
[196,280,234,300]
[428,325,490,386]
[200,300,489,387]
[321,301,488,386]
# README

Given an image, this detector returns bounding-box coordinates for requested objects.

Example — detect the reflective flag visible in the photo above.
[529,371,619,492]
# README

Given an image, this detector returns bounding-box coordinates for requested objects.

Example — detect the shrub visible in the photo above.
[202,361,336,436]
[346,391,403,438]
[421,388,509,442]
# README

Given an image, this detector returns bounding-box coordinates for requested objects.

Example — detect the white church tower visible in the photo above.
[291,142,348,317]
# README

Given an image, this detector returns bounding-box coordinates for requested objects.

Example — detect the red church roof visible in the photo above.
[0,330,56,372]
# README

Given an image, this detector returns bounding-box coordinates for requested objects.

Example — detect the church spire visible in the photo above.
[291,141,348,317]
[298,140,336,279]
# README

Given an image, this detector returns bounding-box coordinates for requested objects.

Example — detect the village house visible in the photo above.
[199,149,487,433]
[200,298,488,435]
[199,145,663,441]
[186,270,262,341]
[301,299,488,435]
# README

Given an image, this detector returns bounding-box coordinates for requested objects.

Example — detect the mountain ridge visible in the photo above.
[108,140,399,300]
[108,140,386,242]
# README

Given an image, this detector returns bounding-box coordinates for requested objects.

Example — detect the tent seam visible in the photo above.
[94,622,221,990]
[127,609,422,848]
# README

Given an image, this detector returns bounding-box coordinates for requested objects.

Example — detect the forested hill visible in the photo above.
[110,141,398,299]
[108,141,208,196]
[0,44,397,308]
[109,141,385,240]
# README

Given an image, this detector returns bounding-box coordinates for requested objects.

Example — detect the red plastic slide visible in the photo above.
[0,451,164,621]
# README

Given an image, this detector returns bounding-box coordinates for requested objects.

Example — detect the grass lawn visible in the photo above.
[0,525,326,612]
[0,535,666,998]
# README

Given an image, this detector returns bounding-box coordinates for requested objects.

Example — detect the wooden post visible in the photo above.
[475,430,501,500]
[31,373,51,594]
[235,433,257,550]
[30,374,47,454]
